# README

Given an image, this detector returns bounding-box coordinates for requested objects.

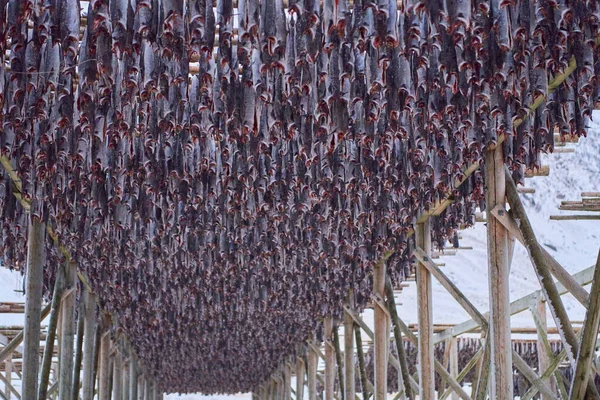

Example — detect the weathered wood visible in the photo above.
[549,215,600,220]
[130,355,139,400]
[113,348,123,400]
[332,326,344,400]
[533,296,553,400]
[295,350,305,400]
[414,248,487,329]
[72,299,85,400]
[22,216,46,400]
[0,370,19,399]
[473,338,490,400]
[145,377,152,400]
[485,149,512,400]
[343,303,355,400]
[448,338,459,400]
[440,347,483,400]
[384,277,413,400]
[4,355,11,400]
[82,291,97,400]
[569,251,600,400]
[93,325,102,395]
[416,221,434,400]
[138,375,145,400]
[307,338,318,400]
[324,318,335,400]
[39,264,65,400]
[99,324,111,400]
[58,261,78,400]
[505,168,599,398]
[490,205,590,307]
[354,326,370,400]
[512,350,559,400]
[123,353,130,400]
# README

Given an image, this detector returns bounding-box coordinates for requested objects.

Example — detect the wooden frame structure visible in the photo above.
[251,123,600,399]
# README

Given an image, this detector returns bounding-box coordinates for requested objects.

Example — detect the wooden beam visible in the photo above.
[505,168,599,397]
[413,248,487,329]
[3,356,11,400]
[549,215,600,220]
[307,338,318,400]
[569,251,600,400]
[58,261,78,400]
[490,205,590,307]
[82,292,97,400]
[354,327,370,400]
[373,258,390,400]
[22,216,45,400]
[416,221,434,400]
[324,318,335,400]
[39,264,65,400]
[384,277,414,400]
[98,323,111,400]
[123,351,130,400]
[0,371,19,400]
[485,148,512,399]
[112,348,123,400]
[72,299,85,400]
[512,350,559,400]
[296,349,305,400]
[129,354,139,400]
[343,300,355,400]
[332,326,344,400]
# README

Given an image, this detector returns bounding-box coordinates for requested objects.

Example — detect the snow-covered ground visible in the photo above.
[1,112,599,398]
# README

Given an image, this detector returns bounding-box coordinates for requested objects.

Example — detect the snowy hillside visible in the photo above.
[1,112,599,398]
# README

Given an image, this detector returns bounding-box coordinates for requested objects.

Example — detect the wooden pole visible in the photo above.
[5,355,11,400]
[98,321,111,400]
[22,216,45,400]
[130,355,139,400]
[113,347,123,400]
[384,277,414,399]
[123,354,130,400]
[355,325,370,400]
[504,168,598,397]
[296,351,305,400]
[333,326,345,399]
[484,148,512,400]
[569,251,600,400]
[145,377,152,400]
[39,264,65,400]
[324,317,335,400]
[82,291,97,400]
[343,305,355,400]
[58,261,78,400]
[416,220,434,400]
[535,295,552,400]
[307,338,318,400]
[138,375,145,400]
[449,338,459,400]
[72,299,85,400]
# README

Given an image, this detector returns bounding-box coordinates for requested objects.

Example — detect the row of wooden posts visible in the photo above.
[252,146,600,400]
[2,218,165,400]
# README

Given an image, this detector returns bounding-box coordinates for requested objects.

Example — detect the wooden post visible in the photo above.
[39,264,65,400]
[99,321,111,400]
[449,338,459,400]
[22,216,45,400]
[123,354,130,400]
[324,317,335,400]
[296,351,305,400]
[307,338,318,400]
[82,291,97,400]
[130,355,139,400]
[343,306,355,400]
[504,168,598,397]
[138,375,145,400]
[569,251,600,399]
[5,354,11,400]
[384,277,413,399]
[283,361,292,400]
[484,148,512,400]
[534,295,552,400]
[113,347,123,400]
[333,326,344,399]
[72,299,85,400]
[416,220,434,400]
[58,261,78,400]
[145,377,152,400]
[355,325,370,400]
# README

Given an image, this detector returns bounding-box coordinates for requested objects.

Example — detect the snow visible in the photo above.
[1,112,599,398]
